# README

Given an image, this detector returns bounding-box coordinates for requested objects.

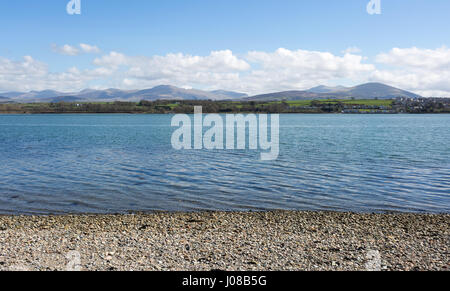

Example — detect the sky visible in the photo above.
[0,0,449,96]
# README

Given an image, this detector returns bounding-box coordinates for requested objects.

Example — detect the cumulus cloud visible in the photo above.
[94,50,249,71]
[342,47,362,54]
[0,56,109,92]
[91,48,374,94]
[243,48,374,93]
[92,50,249,90]
[1,46,450,96]
[375,46,450,70]
[93,51,129,68]
[52,44,80,56]
[52,43,101,56]
[0,56,47,91]
[79,43,101,54]
[372,47,450,96]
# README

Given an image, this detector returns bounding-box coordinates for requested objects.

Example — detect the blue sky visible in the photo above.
[1,0,449,95]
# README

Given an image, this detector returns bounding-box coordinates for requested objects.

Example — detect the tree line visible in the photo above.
[0,99,449,114]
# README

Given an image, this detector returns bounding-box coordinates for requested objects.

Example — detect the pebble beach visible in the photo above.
[0,211,448,271]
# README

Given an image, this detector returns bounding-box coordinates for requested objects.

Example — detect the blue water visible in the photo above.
[0,114,449,215]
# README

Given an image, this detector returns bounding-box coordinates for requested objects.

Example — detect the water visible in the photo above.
[0,114,449,215]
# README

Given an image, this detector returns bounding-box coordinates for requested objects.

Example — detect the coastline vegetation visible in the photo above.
[0,98,448,114]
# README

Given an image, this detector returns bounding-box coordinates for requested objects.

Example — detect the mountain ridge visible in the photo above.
[245,83,421,101]
[307,85,348,93]
[1,86,248,103]
[0,83,421,103]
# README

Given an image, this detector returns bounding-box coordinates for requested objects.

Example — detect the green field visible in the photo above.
[267,99,393,107]
[3,98,446,114]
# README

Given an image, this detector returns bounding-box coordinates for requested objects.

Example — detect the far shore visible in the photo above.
[1,98,449,114]
[1,112,449,115]
[0,211,448,271]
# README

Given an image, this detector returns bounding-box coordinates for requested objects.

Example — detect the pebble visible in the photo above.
[0,211,448,271]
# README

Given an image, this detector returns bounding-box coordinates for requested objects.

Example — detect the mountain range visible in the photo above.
[0,85,248,103]
[245,83,422,101]
[0,83,421,103]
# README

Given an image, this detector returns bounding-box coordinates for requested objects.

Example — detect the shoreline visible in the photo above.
[1,208,449,217]
[1,112,449,115]
[0,211,448,271]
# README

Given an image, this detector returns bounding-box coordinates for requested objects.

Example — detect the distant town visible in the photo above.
[341,98,450,114]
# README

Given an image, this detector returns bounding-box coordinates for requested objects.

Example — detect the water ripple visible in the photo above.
[0,114,449,215]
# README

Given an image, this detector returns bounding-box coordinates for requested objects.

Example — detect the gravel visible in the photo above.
[0,211,448,271]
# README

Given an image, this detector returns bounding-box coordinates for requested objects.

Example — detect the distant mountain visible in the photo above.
[343,83,421,99]
[209,90,248,99]
[0,96,10,103]
[44,96,88,103]
[2,86,248,103]
[307,85,348,94]
[124,85,213,101]
[0,92,25,98]
[74,88,136,100]
[2,83,420,103]
[19,90,64,100]
[245,91,321,101]
[122,86,247,101]
[246,83,421,101]
[2,89,134,102]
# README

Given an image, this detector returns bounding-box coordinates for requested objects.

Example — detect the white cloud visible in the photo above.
[94,50,249,72]
[91,48,374,94]
[92,50,249,90]
[52,43,101,56]
[243,48,374,93]
[375,46,450,70]
[93,51,129,68]
[52,44,80,56]
[342,47,362,54]
[79,43,101,54]
[2,46,450,96]
[372,47,450,96]
[0,56,108,92]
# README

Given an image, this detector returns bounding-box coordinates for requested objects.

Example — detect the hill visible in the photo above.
[307,85,348,93]
[2,86,248,103]
[246,83,421,101]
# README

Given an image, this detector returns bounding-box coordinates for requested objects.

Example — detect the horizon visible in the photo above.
[1,1,450,96]
[0,82,444,98]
